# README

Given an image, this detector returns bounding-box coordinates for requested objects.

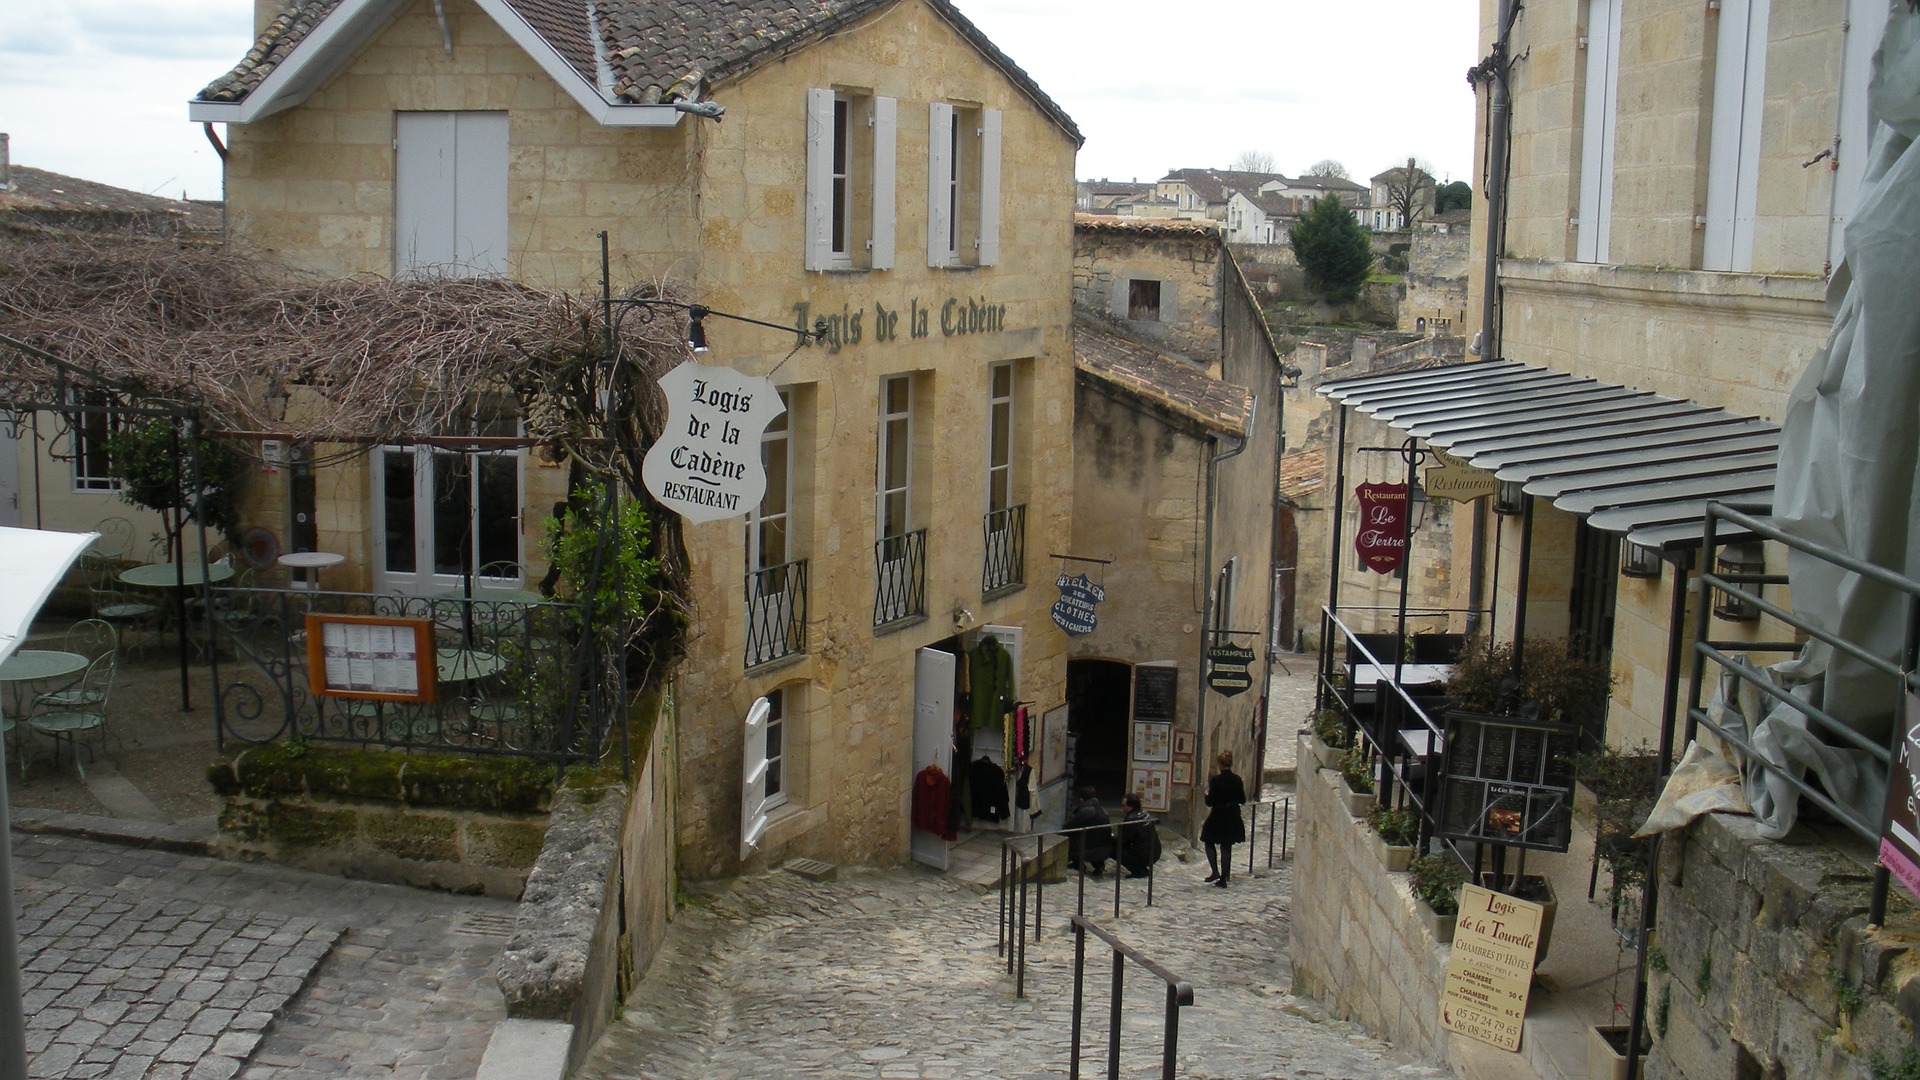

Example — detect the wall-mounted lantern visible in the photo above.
[1712,542,1765,621]
[1494,478,1527,516]
[1621,541,1663,579]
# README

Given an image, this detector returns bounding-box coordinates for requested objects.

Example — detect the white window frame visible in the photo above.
[986,364,1014,516]
[878,375,913,540]
[763,686,788,810]
[805,89,895,271]
[66,390,124,493]
[394,111,509,277]
[926,103,1001,267]
[1703,0,1770,271]
[1576,0,1622,264]
[746,392,796,666]
[370,412,525,596]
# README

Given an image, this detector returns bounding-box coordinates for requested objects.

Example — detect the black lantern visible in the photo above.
[1494,478,1526,516]
[1621,541,1662,579]
[1712,543,1764,621]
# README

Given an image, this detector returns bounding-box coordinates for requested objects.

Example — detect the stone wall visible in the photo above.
[1645,812,1920,1080]
[1398,220,1470,335]
[1289,735,1451,1059]
[1072,227,1222,359]
[208,746,554,898]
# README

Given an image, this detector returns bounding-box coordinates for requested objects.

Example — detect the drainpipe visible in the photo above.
[1195,398,1254,834]
[1467,0,1517,638]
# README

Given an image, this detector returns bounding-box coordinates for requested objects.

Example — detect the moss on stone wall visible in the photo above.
[208,743,557,812]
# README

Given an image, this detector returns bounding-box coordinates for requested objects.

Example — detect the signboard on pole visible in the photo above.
[1051,573,1106,636]
[1205,641,1257,697]
[1353,482,1408,574]
[1425,449,1496,502]
[1880,692,1920,903]
[1440,883,1545,1051]
[643,360,786,523]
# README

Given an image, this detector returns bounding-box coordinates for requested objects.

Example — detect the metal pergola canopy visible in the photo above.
[1317,359,1779,548]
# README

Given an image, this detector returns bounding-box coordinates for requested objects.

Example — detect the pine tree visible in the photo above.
[1288,194,1374,304]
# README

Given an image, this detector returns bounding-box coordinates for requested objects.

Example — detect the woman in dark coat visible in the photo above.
[1064,786,1116,876]
[1200,749,1247,887]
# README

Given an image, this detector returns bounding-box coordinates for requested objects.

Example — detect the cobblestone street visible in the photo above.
[10,832,512,1079]
[576,810,1442,1080]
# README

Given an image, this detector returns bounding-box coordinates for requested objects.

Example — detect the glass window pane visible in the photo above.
[991,365,1011,397]
[763,440,789,517]
[383,452,417,574]
[432,453,472,576]
[990,402,1011,467]
[759,519,788,568]
[886,376,909,414]
[477,455,518,572]
[990,471,1010,512]
[884,418,908,489]
[883,491,907,538]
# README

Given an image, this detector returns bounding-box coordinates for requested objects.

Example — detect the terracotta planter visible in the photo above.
[1416,895,1456,944]
[1480,873,1557,966]
[1587,1025,1644,1080]
[1371,832,1414,872]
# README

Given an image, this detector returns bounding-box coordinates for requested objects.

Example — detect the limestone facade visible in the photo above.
[209,0,1081,877]
[1071,217,1223,360]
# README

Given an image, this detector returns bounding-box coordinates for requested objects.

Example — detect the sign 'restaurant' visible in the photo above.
[643,360,786,523]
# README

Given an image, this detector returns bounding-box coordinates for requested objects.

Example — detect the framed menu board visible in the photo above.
[1436,711,1576,852]
[305,614,438,703]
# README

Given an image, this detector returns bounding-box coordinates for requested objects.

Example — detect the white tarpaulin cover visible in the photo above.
[0,527,96,664]
[1766,6,1920,836]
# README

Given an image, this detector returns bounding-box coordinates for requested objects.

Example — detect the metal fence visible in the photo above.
[982,505,1026,595]
[208,587,614,763]
[744,560,808,668]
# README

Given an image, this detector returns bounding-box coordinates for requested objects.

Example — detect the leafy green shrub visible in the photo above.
[1410,854,1468,917]
[1368,805,1419,846]
[1339,746,1374,794]
[1312,708,1348,749]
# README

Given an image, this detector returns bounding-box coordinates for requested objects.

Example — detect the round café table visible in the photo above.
[280,551,345,590]
[118,561,237,589]
[0,649,89,727]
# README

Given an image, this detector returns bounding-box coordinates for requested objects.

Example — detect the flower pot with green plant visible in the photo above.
[1573,741,1660,935]
[1338,746,1376,818]
[1368,805,1419,872]
[1410,853,1467,944]
[1310,707,1348,771]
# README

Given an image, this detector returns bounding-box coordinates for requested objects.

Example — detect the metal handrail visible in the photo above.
[1069,916,1194,1080]
[1248,796,1293,873]
[998,822,1158,998]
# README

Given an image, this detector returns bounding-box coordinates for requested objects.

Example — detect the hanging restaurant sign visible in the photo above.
[1425,449,1496,503]
[1051,573,1106,636]
[1353,482,1409,575]
[643,360,787,523]
[1879,692,1920,903]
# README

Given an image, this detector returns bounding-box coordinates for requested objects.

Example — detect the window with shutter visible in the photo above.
[805,88,895,270]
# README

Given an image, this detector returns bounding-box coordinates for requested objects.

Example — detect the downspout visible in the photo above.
[1321,405,1350,711]
[1466,0,1518,637]
[1195,398,1254,834]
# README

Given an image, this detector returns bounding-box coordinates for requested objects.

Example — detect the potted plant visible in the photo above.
[1309,707,1348,771]
[1409,853,1467,944]
[1574,741,1660,935]
[1587,1022,1648,1079]
[1337,745,1376,818]
[1368,805,1419,872]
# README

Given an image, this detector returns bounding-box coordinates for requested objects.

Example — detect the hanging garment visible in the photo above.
[1015,763,1033,811]
[970,756,1009,822]
[913,765,956,840]
[969,637,1015,729]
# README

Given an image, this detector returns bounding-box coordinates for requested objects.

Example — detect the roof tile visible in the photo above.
[1075,319,1250,437]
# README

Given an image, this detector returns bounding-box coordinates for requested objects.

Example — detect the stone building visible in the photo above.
[1396,208,1470,336]
[1069,215,1285,831]
[1290,0,1919,1075]
[191,0,1082,879]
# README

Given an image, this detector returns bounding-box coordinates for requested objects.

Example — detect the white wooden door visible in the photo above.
[910,647,956,869]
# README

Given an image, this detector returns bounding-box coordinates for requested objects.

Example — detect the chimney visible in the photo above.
[1,133,10,191]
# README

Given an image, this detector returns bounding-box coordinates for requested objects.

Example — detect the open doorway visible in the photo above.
[1066,658,1131,800]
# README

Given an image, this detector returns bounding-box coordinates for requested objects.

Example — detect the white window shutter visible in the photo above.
[741,696,772,861]
[804,88,834,271]
[978,109,1002,266]
[927,102,953,266]
[871,96,897,270]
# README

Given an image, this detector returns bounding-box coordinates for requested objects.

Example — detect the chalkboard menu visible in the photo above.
[1133,665,1178,723]
[1436,711,1577,852]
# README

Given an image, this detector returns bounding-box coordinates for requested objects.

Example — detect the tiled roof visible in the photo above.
[1279,447,1326,500]
[199,0,1081,142]
[1246,191,1293,218]
[1157,167,1287,207]
[1075,319,1250,437]
[0,166,221,235]
[1074,213,1218,238]
[1284,174,1366,193]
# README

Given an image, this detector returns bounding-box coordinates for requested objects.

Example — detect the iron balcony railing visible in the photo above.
[982,504,1026,595]
[873,529,927,627]
[744,559,808,668]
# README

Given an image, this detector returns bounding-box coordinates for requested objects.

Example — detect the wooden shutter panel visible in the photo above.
[927,102,953,266]
[871,96,897,270]
[978,109,1002,266]
[804,88,834,271]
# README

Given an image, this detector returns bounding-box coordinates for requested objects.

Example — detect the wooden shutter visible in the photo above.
[927,102,953,266]
[804,88,834,271]
[871,96,897,270]
[978,108,1002,266]
[741,695,771,861]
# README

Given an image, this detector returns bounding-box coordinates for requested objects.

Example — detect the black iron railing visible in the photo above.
[208,587,612,763]
[998,823,1159,998]
[1068,916,1194,1080]
[873,529,927,627]
[982,504,1026,595]
[744,559,808,668]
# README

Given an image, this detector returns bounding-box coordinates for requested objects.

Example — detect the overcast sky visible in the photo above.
[0,0,1481,203]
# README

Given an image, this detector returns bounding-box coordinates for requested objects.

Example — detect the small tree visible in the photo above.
[108,417,246,558]
[1288,194,1374,304]
[1435,180,1472,214]
[1306,159,1350,180]
[1230,149,1276,173]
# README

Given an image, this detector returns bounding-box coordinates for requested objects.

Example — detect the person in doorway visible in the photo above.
[1118,793,1161,879]
[1064,786,1116,876]
[1201,749,1247,887]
